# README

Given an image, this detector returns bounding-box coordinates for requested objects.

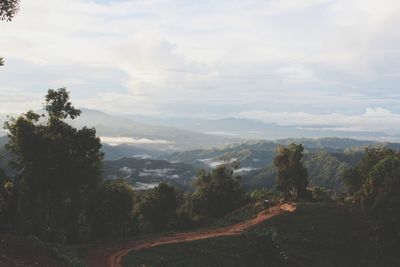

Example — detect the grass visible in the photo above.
[121,202,387,267]
[198,201,262,230]
[122,234,284,267]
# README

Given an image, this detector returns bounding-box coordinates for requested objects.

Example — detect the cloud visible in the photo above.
[236,107,400,134]
[1,0,400,133]
[100,136,171,146]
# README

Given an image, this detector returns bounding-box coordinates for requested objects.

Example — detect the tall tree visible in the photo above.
[4,88,103,243]
[274,143,309,200]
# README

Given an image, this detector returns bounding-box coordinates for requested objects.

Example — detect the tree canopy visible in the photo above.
[274,143,309,200]
[190,165,245,220]
[4,88,103,243]
[343,148,400,253]
[88,178,134,239]
[133,182,181,232]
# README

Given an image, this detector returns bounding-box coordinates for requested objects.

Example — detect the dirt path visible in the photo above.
[86,203,296,267]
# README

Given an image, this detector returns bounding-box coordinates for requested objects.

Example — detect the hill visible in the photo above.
[160,139,369,191]
[121,202,399,267]
[122,115,392,140]
[102,157,197,190]
[70,109,239,151]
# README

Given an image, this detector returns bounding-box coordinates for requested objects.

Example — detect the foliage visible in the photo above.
[343,147,400,254]
[190,165,246,220]
[88,178,134,239]
[4,88,103,243]
[134,182,182,232]
[122,203,385,267]
[0,0,19,21]
[304,151,349,191]
[0,169,14,226]
[274,143,309,200]
[309,186,332,202]
[249,188,276,201]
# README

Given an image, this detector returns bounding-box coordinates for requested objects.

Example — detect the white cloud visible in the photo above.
[1,0,400,132]
[100,136,171,146]
[237,107,400,134]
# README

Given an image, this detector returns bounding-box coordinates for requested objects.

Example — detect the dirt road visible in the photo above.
[86,203,296,267]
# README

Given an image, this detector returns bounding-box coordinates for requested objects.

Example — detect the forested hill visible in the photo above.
[158,138,384,191]
[1,135,399,191]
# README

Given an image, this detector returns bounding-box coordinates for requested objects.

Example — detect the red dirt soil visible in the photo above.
[86,203,296,267]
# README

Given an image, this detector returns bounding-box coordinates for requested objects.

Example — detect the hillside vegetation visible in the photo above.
[122,202,394,267]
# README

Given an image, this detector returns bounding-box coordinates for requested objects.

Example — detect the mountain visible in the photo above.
[121,115,392,140]
[102,157,197,190]
[160,140,279,169]
[70,109,239,151]
[159,138,373,191]
[101,143,163,160]
[0,109,240,152]
[276,137,377,150]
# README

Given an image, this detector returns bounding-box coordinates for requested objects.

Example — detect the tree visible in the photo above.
[0,0,19,21]
[4,88,103,243]
[343,148,400,255]
[190,165,245,220]
[274,143,309,200]
[342,147,395,198]
[88,179,134,239]
[134,182,181,232]
[0,169,13,226]
[342,167,363,195]
[365,156,400,253]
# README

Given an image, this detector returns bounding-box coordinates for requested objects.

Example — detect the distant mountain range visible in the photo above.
[2,108,400,192]
[1,108,400,150]
[120,114,394,140]
[69,109,239,151]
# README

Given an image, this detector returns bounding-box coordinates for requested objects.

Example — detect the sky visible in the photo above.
[1,0,400,134]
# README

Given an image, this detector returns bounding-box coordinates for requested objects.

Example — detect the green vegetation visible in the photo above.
[274,143,309,200]
[102,157,196,190]
[0,87,399,267]
[88,178,134,240]
[0,89,249,246]
[189,165,246,221]
[4,88,103,243]
[134,182,181,232]
[122,202,393,267]
[304,151,349,191]
[343,147,400,256]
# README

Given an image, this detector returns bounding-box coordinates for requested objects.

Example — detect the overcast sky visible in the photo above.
[1,0,400,134]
